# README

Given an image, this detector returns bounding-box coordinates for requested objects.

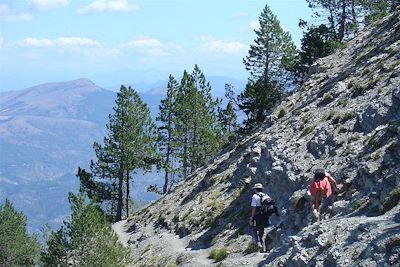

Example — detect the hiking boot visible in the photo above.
[257,242,263,250]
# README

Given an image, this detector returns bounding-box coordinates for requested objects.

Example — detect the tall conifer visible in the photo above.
[78,85,157,222]
[239,4,296,128]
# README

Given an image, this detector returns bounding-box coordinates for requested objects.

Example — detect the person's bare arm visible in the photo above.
[249,207,256,225]
[325,172,338,190]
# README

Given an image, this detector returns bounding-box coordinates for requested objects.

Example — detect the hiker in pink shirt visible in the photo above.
[309,169,338,221]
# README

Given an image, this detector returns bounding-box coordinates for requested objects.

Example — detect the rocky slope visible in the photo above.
[118,13,400,267]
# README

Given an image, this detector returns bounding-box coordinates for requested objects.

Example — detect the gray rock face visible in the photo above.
[118,12,400,267]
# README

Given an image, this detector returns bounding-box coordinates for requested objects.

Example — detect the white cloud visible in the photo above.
[31,0,69,11]
[239,20,260,33]
[77,0,140,14]
[0,4,32,22]
[17,37,99,48]
[121,38,182,58]
[234,11,247,18]
[200,38,246,54]
[124,38,162,48]
[199,36,216,42]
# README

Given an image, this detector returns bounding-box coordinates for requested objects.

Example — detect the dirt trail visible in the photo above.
[113,220,214,266]
[112,220,131,247]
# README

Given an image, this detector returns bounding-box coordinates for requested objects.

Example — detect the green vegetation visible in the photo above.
[338,98,348,107]
[389,62,399,71]
[338,127,348,133]
[336,140,345,148]
[356,46,374,63]
[362,68,371,76]
[352,84,365,96]
[301,125,317,137]
[372,151,383,161]
[376,61,385,70]
[347,80,356,89]
[322,93,334,104]
[387,47,398,57]
[341,111,356,123]
[292,23,338,81]
[77,85,158,222]
[209,248,228,262]
[155,66,230,190]
[41,191,132,267]
[244,241,260,254]
[239,3,296,129]
[365,135,377,147]
[323,110,336,121]
[366,78,380,90]
[353,200,362,210]
[349,134,361,142]
[381,187,400,214]
[278,108,286,119]
[204,200,225,228]
[0,199,40,266]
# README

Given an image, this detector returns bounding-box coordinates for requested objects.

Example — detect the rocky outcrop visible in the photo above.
[119,12,400,267]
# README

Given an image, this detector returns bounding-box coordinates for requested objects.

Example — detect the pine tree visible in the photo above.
[157,65,226,181]
[305,0,398,42]
[157,75,179,193]
[361,0,399,23]
[0,199,40,266]
[189,65,221,172]
[239,4,296,128]
[175,70,193,179]
[217,83,238,142]
[293,23,338,82]
[41,191,132,267]
[78,85,157,222]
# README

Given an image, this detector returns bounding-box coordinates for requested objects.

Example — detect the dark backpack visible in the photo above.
[257,193,278,217]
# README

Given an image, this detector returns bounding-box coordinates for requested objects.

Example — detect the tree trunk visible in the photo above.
[351,0,358,34]
[125,171,130,219]
[191,121,197,173]
[338,0,347,41]
[163,138,171,194]
[328,3,338,39]
[116,171,123,222]
[183,133,188,179]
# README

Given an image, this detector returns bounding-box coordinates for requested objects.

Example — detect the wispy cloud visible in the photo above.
[200,37,246,54]
[0,4,32,22]
[31,0,69,12]
[239,20,260,33]
[77,0,140,14]
[17,37,100,48]
[234,11,248,18]
[121,38,183,58]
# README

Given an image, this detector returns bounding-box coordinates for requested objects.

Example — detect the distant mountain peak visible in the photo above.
[70,78,96,86]
[0,78,113,118]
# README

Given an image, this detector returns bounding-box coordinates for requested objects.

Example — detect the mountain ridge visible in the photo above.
[0,74,245,231]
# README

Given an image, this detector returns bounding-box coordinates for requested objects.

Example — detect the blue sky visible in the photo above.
[0,0,312,92]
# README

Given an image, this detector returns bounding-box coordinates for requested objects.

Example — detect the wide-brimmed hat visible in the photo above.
[253,183,264,190]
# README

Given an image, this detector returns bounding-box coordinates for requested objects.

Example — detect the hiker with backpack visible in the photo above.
[249,183,278,252]
[308,169,339,221]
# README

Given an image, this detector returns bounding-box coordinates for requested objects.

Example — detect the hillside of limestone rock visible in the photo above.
[115,12,400,267]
